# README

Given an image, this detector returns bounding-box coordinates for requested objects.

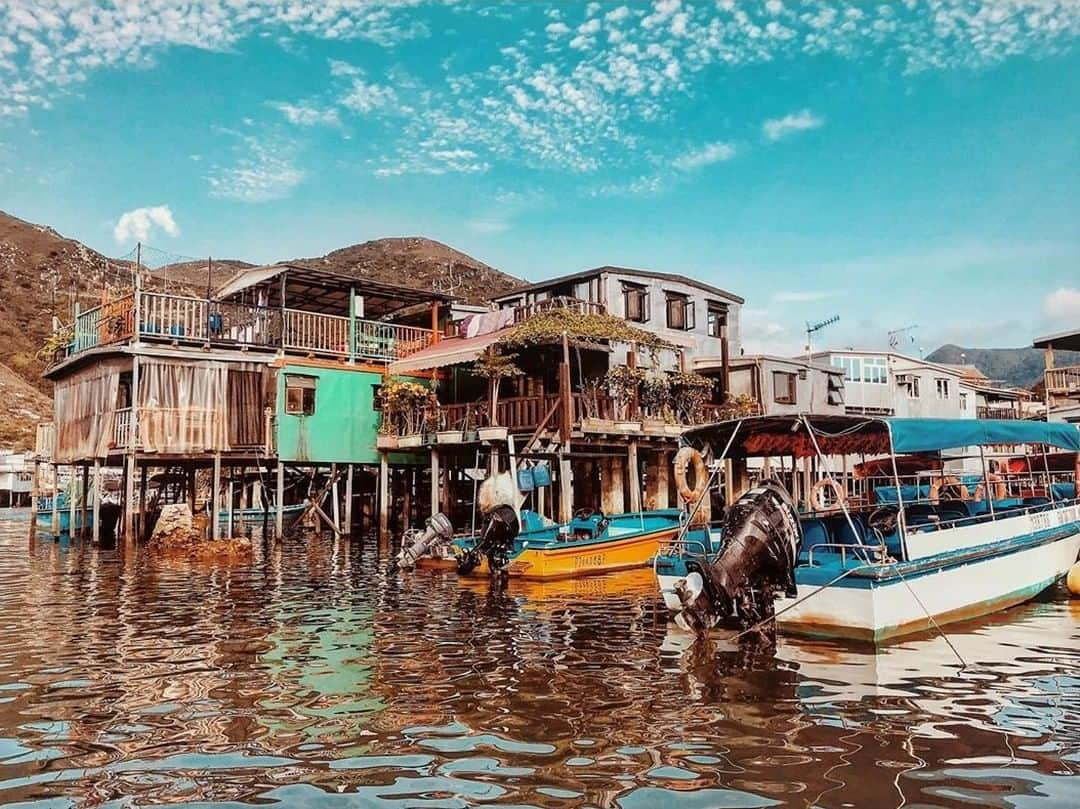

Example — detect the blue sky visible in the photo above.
[1,1,1078,355]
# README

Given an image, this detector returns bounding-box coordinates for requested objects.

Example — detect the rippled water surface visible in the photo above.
[1,513,1078,808]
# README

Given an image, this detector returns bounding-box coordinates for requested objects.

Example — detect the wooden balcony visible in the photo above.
[1046,365,1080,398]
[976,406,1020,420]
[54,291,435,366]
[511,296,605,323]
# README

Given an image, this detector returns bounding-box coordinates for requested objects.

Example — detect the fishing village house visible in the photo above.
[34,263,452,542]
[1034,328,1080,424]
[0,451,33,508]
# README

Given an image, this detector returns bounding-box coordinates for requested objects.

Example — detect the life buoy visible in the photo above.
[810,478,845,512]
[930,475,969,503]
[674,447,709,505]
[974,473,1006,502]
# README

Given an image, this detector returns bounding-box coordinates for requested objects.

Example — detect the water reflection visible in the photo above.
[1,514,1077,807]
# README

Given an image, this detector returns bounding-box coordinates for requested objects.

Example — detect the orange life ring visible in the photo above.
[810,478,845,512]
[674,447,709,505]
[930,475,969,502]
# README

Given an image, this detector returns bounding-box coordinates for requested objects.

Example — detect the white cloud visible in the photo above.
[206,134,304,203]
[589,173,666,197]
[673,141,736,171]
[762,109,824,141]
[1042,287,1080,324]
[340,76,397,114]
[268,101,339,126]
[113,205,179,244]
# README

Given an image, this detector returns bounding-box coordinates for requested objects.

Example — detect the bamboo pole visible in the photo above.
[378,451,390,539]
[80,464,89,540]
[212,454,222,540]
[344,463,354,535]
[628,440,641,512]
[275,461,285,537]
[91,459,101,544]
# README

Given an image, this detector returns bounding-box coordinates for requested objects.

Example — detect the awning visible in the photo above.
[1033,328,1080,352]
[888,418,1080,454]
[389,330,507,374]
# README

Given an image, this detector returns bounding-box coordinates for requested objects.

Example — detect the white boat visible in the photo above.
[655,415,1080,644]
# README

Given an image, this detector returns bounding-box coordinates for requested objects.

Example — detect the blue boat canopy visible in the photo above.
[685,415,1080,459]
[886,418,1080,454]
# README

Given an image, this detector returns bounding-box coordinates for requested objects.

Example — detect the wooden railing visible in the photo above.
[113,407,132,449]
[1046,365,1080,397]
[512,296,605,323]
[54,291,435,365]
[977,406,1020,420]
[34,423,55,461]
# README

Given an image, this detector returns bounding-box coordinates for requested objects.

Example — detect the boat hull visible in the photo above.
[657,507,1080,643]
[503,525,680,580]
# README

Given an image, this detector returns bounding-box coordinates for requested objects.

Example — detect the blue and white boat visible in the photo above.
[655,415,1080,643]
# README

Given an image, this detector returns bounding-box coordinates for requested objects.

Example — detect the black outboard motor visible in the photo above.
[676,479,802,634]
[457,504,520,575]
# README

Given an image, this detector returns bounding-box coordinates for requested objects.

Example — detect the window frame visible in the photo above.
[773,370,798,405]
[665,292,694,331]
[622,282,649,323]
[936,378,951,400]
[284,374,317,416]
[706,301,727,338]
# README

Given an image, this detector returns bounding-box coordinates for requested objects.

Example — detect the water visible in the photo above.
[1,514,1077,808]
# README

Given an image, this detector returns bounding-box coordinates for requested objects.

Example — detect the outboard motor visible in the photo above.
[457,504,520,575]
[396,512,455,570]
[676,479,801,634]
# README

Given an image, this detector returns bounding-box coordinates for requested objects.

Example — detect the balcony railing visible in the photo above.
[1046,365,1080,397]
[976,406,1020,420]
[511,296,605,323]
[52,291,435,366]
[113,407,132,449]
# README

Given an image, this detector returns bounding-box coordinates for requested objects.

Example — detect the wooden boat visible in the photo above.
[456,508,684,580]
[655,415,1080,644]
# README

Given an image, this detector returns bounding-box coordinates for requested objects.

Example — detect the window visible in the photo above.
[826,373,845,406]
[909,377,921,399]
[285,374,317,415]
[665,292,695,330]
[773,371,797,405]
[372,383,383,411]
[936,378,950,400]
[706,302,727,338]
[831,355,886,384]
[959,392,968,411]
[623,283,649,323]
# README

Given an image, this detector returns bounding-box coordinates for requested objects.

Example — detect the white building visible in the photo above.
[0,451,33,508]
[696,354,846,417]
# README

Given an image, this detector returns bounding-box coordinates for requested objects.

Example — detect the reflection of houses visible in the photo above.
[36,263,450,540]
[382,269,748,526]
[1034,328,1080,423]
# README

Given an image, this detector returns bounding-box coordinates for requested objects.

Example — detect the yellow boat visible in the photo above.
[454,509,684,580]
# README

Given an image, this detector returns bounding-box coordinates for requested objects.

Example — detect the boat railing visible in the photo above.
[806,541,888,568]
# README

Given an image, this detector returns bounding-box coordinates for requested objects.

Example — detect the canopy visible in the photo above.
[887,418,1080,454]
[685,415,1080,459]
[388,330,507,374]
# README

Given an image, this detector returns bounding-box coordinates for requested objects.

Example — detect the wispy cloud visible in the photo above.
[673,141,736,171]
[113,205,179,244]
[268,101,339,127]
[1043,287,1080,325]
[466,218,510,235]
[762,109,824,142]
[773,289,843,303]
[589,173,666,198]
[206,133,304,203]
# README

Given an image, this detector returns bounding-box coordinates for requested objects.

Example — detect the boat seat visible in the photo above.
[825,514,866,546]
[799,518,830,562]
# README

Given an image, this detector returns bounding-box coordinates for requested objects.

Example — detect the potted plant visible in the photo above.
[606,364,644,429]
[471,345,522,426]
[670,371,716,425]
[579,376,613,433]
[640,374,671,433]
[379,379,437,446]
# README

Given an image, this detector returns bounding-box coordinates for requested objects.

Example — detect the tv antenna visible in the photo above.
[888,324,918,351]
[805,315,840,362]
[432,261,464,295]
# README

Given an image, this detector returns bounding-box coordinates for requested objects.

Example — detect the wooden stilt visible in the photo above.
[275,461,285,538]
[344,463,354,535]
[378,451,390,539]
[331,463,341,534]
[68,465,77,538]
[124,455,137,543]
[138,463,148,541]
[212,454,222,541]
[430,449,440,516]
[29,460,40,540]
[50,463,59,535]
[226,471,235,539]
[558,456,573,523]
[80,464,89,540]
[92,459,101,545]
[628,440,641,512]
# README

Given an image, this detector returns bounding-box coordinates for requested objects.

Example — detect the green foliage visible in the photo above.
[378,378,438,435]
[669,371,716,424]
[639,375,672,420]
[716,392,761,420]
[37,325,72,363]
[497,308,674,355]
[471,345,523,380]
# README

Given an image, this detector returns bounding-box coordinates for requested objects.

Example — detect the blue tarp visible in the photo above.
[886,418,1080,454]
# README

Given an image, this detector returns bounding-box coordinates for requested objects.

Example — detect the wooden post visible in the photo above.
[51,463,60,535]
[91,459,101,544]
[124,455,136,542]
[331,463,341,534]
[431,302,441,343]
[647,449,671,510]
[344,463,354,535]
[378,450,390,539]
[226,472,235,538]
[79,464,89,539]
[558,456,573,523]
[29,460,40,540]
[68,465,77,537]
[558,332,574,523]
[138,463,148,541]
[275,461,285,538]
[430,449,440,516]
[601,456,625,515]
[212,454,222,541]
[628,440,641,512]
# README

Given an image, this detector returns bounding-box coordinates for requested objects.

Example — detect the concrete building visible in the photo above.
[0,452,32,508]
[696,354,846,417]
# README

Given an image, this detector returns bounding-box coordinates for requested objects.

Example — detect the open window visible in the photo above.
[827,373,845,406]
[665,292,695,330]
[622,283,649,323]
[285,374,317,416]
[706,302,727,338]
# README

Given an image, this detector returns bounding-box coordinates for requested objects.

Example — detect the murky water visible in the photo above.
[1,513,1077,808]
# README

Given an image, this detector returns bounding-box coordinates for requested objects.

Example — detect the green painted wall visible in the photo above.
[275,365,416,464]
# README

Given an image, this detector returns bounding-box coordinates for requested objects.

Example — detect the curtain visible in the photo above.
[227,366,266,448]
[138,358,229,453]
[53,359,124,462]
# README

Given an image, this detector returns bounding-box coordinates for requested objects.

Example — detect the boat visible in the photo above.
[422,508,685,580]
[655,415,1080,644]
